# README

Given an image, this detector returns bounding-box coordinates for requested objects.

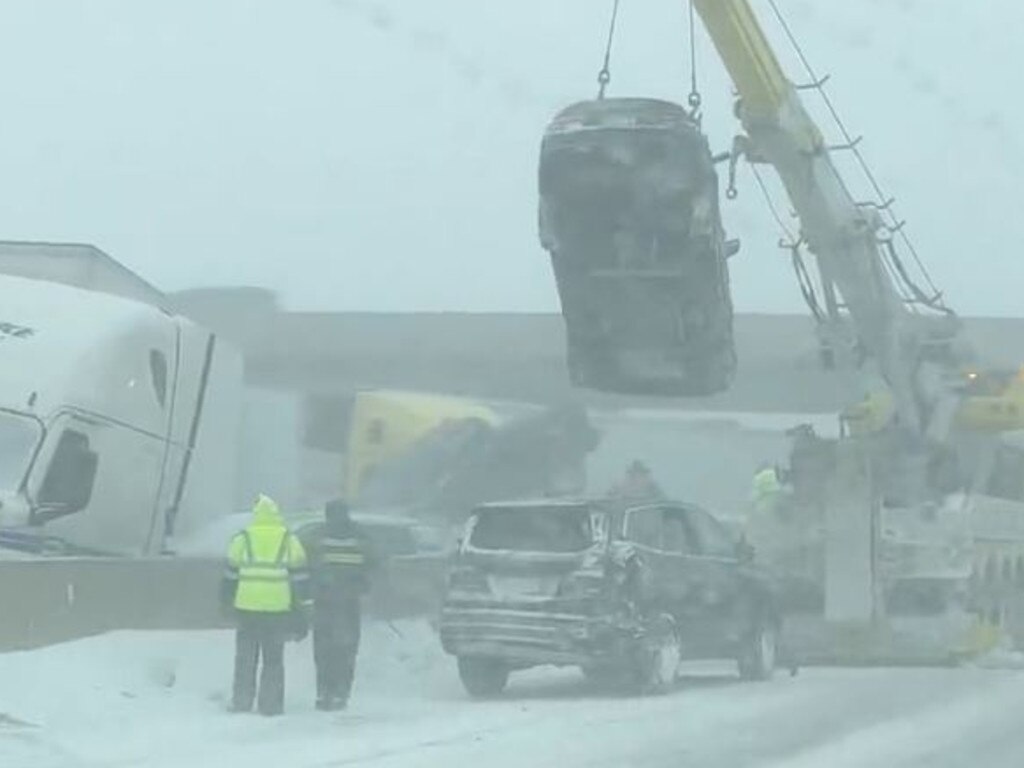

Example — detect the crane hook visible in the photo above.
[595,0,621,100]
[725,136,747,200]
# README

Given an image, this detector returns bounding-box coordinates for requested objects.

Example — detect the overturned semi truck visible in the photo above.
[0,242,243,556]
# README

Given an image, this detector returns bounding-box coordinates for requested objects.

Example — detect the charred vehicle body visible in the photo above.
[440,498,781,697]
[357,403,600,526]
[538,98,738,396]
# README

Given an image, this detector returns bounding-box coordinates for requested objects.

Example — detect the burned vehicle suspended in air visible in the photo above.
[539,98,738,396]
[440,498,782,698]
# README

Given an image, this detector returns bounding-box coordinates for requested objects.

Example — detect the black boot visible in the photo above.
[326,697,347,712]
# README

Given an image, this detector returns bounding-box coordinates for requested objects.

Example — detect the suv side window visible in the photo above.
[624,506,664,551]
[684,506,736,558]
[662,508,700,555]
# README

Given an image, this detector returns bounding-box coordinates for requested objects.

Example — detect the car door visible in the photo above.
[658,505,707,639]
[680,505,746,651]
[621,504,675,611]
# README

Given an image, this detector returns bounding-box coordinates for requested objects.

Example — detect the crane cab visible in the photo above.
[538,97,737,396]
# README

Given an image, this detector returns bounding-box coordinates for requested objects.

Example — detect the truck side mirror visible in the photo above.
[31,431,99,524]
[725,239,741,258]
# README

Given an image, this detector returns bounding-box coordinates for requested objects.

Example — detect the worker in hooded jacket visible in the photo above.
[750,463,784,517]
[221,494,311,716]
[301,499,374,711]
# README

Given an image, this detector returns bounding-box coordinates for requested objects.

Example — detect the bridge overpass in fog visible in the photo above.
[171,287,1024,450]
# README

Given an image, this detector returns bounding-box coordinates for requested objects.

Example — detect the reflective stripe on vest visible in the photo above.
[323,553,365,565]
[322,537,360,547]
[319,536,366,568]
[237,530,291,583]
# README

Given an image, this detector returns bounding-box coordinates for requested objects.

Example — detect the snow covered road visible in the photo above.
[2,622,1023,768]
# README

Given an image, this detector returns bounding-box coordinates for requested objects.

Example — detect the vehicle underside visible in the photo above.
[538,98,737,396]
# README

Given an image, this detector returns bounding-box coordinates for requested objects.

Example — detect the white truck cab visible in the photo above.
[0,266,242,555]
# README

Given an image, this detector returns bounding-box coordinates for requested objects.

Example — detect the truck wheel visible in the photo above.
[457,657,510,699]
[631,615,681,695]
[738,619,777,681]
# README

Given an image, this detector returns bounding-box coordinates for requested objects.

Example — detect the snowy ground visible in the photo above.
[2,621,1024,768]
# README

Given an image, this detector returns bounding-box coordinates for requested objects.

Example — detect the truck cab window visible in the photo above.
[37,429,99,514]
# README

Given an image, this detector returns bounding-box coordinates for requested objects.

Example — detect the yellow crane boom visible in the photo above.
[692,0,966,449]
[693,0,1024,438]
[693,0,790,123]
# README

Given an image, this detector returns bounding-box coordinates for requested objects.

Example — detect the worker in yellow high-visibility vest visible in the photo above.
[750,463,784,517]
[220,494,310,716]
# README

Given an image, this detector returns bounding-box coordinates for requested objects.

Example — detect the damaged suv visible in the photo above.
[440,498,781,698]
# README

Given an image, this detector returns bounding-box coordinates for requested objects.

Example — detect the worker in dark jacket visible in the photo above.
[220,494,310,716]
[303,499,374,711]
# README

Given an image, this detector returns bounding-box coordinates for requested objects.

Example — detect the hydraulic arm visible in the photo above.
[693,0,966,448]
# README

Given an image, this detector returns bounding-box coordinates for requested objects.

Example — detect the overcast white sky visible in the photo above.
[0,0,1019,314]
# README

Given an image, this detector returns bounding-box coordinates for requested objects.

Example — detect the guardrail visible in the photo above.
[0,556,447,652]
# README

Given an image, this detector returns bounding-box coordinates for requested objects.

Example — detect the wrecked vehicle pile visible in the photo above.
[538,98,737,396]
[357,403,600,525]
[440,498,782,697]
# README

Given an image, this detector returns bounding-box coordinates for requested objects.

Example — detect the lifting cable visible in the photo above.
[748,162,825,322]
[596,0,622,99]
[792,247,827,323]
[749,162,796,245]
[765,0,948,313]
[686,0,703,119]
[747,112,916,317]
[883,240,954,315]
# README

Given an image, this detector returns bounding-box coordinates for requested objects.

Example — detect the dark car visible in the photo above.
[293,510,451,618]
[440,498,781,698]
[538,97,738,397]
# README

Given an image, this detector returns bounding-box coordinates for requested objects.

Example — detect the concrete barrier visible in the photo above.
[0,556,447,652]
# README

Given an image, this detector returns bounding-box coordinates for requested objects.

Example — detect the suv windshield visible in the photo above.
[469,505,594,553]
[0,411,41,494]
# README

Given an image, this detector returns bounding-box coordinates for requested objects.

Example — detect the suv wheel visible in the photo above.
[457,656,510,699]
[631,614,681,695]
[738,619,777,681]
